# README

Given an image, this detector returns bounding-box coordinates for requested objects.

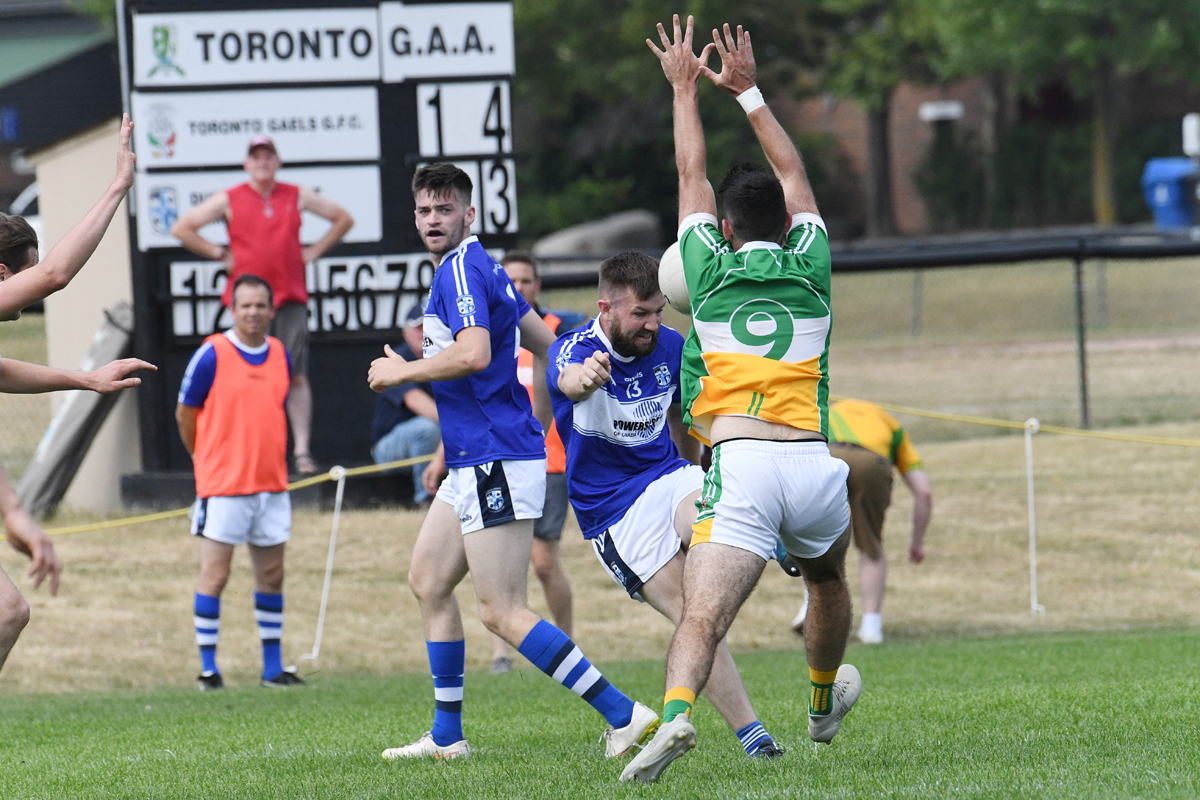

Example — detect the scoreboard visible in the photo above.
[120,0,518,470]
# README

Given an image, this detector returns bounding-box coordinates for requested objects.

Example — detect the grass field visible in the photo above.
[2,628,1198,798]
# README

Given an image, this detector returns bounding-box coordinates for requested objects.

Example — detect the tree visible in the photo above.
[820,0,939,237]
[931,0,1200,227]
[512,0,827,241]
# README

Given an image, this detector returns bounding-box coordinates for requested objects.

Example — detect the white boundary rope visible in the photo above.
[301,465,347,663]
[1024,419,1046,616]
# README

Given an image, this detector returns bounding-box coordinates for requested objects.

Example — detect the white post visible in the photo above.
[1024,419,1046,616]
[302,466,347,662]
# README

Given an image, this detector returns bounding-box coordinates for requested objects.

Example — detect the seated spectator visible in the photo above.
[370,305,440,503]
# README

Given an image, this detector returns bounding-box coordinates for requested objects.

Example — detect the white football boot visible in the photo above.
[808,664,862,744]
[600,701,660,757]
[381,731,470,761]
[619,715,696,783]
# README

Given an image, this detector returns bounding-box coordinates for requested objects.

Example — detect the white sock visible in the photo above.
[860,613,882,637]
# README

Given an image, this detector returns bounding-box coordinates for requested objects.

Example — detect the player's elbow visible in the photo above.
[461,347,490,373]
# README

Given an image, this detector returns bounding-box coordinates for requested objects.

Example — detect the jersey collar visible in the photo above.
[593,318,635,363]
[444,235,480,260]
[736,240,783,253]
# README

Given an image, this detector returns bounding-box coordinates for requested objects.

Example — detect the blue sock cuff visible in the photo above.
[195,593,220,616]
[517,620,569,672]
[254,592,283,612]
[427,640,465,677]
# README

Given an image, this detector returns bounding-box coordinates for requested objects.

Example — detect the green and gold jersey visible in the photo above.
[829,399,923,473]
[677,212,832,445]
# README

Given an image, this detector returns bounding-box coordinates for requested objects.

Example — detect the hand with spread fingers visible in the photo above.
[645,14,716,92]
[701,23,757,97]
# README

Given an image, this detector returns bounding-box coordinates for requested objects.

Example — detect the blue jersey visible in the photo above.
[179,330,291,408]
[548,319,689,539]
[424,235,544,468]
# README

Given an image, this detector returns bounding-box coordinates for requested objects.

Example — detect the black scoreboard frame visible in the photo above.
[119,0,518,472]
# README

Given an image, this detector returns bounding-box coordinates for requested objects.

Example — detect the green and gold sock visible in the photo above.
[663,687,696,723]
[810,667,838,716]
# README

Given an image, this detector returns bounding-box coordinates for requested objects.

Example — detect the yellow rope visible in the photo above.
[835,397,1200,449]
[43,453,436,537]
[44,399,1200,538]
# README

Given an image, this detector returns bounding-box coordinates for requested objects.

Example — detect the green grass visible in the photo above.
[3,628,1199,798]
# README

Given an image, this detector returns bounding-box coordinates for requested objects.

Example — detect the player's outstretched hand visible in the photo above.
[909,541,925,564]
[6,512,61,596]
[580,351,612,394]
[646,14,716,90]
[701,24,756,96]
[112,114,136,193]
[368,344,409,392]
[84,358,157,394]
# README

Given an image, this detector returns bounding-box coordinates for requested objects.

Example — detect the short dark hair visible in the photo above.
[501,250,539,279]
[0,213,39,272]
[716,163,788,244]
[599,251,660,302]
[231,273,274,306]
[411,162,473,207]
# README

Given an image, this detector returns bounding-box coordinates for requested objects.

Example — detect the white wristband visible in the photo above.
[736,86,765,115]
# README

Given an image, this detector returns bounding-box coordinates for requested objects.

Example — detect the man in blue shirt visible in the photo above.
[368,163,657,762]
[549,251,781,760]
[369,305,440,504]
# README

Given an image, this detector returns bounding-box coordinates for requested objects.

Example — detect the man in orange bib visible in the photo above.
[176,275,303,690]
[172,136,354,475]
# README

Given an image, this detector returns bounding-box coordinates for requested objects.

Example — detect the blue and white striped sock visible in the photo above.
[735,720,774,756]
[194,593,220,675]
[518,620,634,729]
[254,592,284,680]
[428,640,465,746]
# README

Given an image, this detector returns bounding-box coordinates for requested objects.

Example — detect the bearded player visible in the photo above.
[623,18,860,782]
[549,250,783,759]
[368,163,657,761]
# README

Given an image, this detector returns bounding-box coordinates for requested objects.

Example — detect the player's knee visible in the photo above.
[0,594,30,639]
[475,599,509,637]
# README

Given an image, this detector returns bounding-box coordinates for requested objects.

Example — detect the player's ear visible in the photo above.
[721,218,734,241]
[0,263,10,282]
[464,205,476,227]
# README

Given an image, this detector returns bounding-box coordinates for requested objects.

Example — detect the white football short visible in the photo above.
[191,491,292,547]
[436,458,547,534]
[591,464,705,602]
[693,440,850,561]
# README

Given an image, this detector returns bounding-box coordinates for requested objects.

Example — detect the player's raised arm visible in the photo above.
[703,24,818,216]
[648,15,718,225]
[0,115,137,321]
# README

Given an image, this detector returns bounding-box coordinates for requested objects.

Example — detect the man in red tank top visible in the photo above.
[483,251,576,674]
[172,136,354,475]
